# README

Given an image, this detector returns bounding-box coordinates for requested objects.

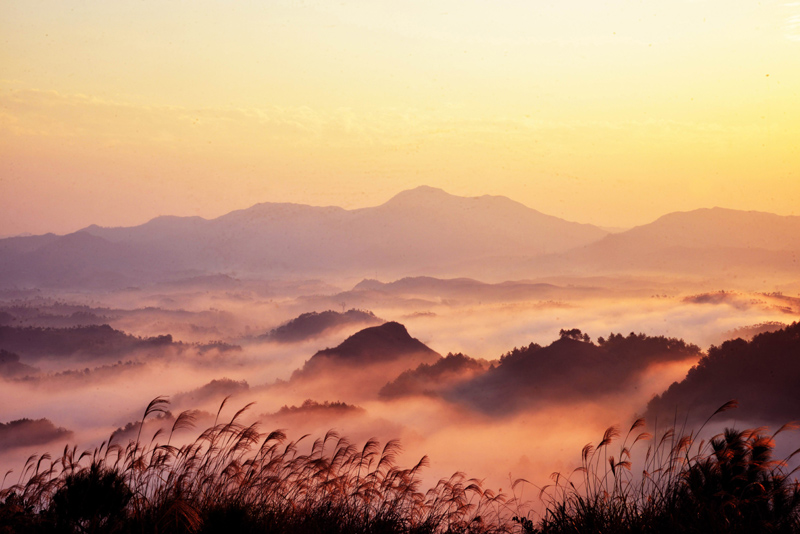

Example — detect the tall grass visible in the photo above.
[3,398,800,533]
[0,397,512,533]
[514,401,800,534]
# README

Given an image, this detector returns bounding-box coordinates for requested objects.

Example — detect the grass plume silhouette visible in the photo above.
[0,397,511,533]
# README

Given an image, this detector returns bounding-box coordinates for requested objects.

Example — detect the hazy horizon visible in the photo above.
[2,3,799,529]
[2,1,799,237]
[4,185,800,239]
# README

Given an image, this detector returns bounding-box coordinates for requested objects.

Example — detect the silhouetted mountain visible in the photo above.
[452,331,701,414]
[608,208,800,250]
[13,360,143,386]
[0,308,111,329]
[0,325,173,361]
[6,191,798,287]
[0,349,38,378]
[0,321,235,364]
[537,208,800,279]
[646,322,800,424]
[682,290,750,307]
[379,352,490,399]
[0,232,160,288]
[269,399,365,419]
[0,186,607,287]
[111,411,176,443]
[721,322,787,343]
[0,302,115,325]
[265,309,382,343]
[110,409,215,444]
[0,233,60,259]
[678,290,800,317]
[292,322,440,379]
[0,418,73,450]
[171,378,250,408]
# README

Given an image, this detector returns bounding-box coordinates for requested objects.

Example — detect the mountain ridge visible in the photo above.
[2,187,799,288]
[0,187,608,287]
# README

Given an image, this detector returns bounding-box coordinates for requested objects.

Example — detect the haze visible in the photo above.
[2,1,799,237]
[2,1,800,524]
[2,191,800,496]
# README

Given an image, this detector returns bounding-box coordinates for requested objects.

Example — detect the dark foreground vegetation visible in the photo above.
[516,402,800,534]
[1,400,799,534]
[0,398,509,534]
[648,321,800,424]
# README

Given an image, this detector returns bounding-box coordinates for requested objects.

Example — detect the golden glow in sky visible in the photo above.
[1,0,799,235]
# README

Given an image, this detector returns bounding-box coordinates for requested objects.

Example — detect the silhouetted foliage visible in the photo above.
[265,309,381,343]
[0,325,172,360]
[498,343,541,365]
[4,399,800,533]
[516,410,800,534]
[379,353,490,399]
[0,418,73,450]
[453,331,701,414]
[272,399,365,417]
[292,322,440,379]
[647,322,800,424]
[0,349,38,378]
[596,331,700,358]
[559,328,590,343]
[111,411,176,443]
[723,321,787,342]
[12,360,143,386]
[0,398,511,534]
[171,378,249,408]
[50,462,132,534]
[195,341,242,354]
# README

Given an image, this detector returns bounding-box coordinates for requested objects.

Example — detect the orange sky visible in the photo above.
[1,0,799,236]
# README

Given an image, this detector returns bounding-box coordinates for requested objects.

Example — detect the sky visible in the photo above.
[1,0,799,236]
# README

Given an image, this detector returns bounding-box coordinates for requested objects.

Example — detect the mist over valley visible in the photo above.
[1,188,799,533]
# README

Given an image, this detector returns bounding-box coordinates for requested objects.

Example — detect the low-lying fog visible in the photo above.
[2,275,798,509]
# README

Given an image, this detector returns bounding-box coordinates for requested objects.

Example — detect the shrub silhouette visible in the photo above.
[677,428,800,533]
[515,403,800,534]
[49,462,131,533]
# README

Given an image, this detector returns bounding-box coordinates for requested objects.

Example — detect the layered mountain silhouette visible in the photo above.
[379,352,490,399]
[450,331,701,415]
[171,378,250,409]
[0,325,174,361]
[268,400,365,421]
[262,321,441,402]
[0,349,38,378]
[0,418,73,450]
[646,322,800,424]
[0,186,606,287]
[3,188,799,288]
[532,207,800,279]
[264,309,382,343]
[291,321,440,380]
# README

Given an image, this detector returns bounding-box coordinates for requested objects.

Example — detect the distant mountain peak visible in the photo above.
[652,205,792,223]
[325,321,432,358]
[382,186,455,205]
[293,321,440,378]
[400,185,449,195]
[0,187,610,288]
[381,186,539,216]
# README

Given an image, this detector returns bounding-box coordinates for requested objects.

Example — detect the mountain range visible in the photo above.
[533,207,800,279]
[1,186,798,288]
